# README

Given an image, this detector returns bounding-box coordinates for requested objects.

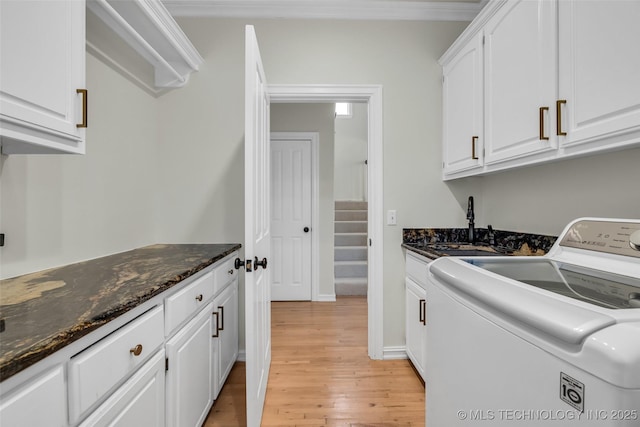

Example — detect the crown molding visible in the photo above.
[162,0,484,22]
[438,0,502,65]
[88,0,203,89]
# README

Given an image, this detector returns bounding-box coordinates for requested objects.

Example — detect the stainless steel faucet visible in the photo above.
[467,196,475,244]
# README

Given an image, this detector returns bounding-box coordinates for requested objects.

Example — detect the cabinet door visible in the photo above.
[558,0,640,153]
[405,278,426,380]
[484,0,557,166]
[79,350,165,427]
[212,279,239,400]
[442,32,484,177]
[0,366,67,427]
[166,303,214,427]
[0,0,85,154]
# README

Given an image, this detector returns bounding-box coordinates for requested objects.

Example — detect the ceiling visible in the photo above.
[162,0,486,21]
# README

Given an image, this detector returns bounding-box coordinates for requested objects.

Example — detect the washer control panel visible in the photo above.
[560,219,640,258]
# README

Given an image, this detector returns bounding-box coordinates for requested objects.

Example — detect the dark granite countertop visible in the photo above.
[0,243,241,381]
[402,227,557,260]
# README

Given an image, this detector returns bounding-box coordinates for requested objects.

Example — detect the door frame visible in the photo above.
[270,131,320,301]
[268,84,384,360]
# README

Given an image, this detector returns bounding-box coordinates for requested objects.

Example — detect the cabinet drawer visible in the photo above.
[79,350,165,427]
[406,252,430,286]
[165,271,214,336]
[68,306,164,423]
[213,254,237,296]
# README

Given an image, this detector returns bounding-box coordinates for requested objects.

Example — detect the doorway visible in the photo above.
[268,84,384,360]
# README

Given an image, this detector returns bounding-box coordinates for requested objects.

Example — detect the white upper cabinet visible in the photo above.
[440,0,640,179]
[557,0,640,155]
[484,0,558,166]
[442,32,484,176]
[0,0,86,155]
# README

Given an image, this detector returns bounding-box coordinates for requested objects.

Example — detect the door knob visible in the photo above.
[304,227,310,233]
[254,256,268,269]
[234,258,245,270]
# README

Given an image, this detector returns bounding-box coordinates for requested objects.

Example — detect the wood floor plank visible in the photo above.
[203,296,425,426]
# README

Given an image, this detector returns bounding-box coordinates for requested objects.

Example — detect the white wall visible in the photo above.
[3,16,637,355]
[159,18,469,351]
[0,53,160,279]
[472,147,640,236]
[271,104,336,299]
[334,103,368,201]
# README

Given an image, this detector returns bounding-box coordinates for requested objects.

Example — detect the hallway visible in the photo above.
[204,297,425,426]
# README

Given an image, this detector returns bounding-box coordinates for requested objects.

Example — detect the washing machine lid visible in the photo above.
[466,258,640,309]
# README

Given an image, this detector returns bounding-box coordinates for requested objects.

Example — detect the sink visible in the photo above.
[432,248,504,257]
[406,242,512,257]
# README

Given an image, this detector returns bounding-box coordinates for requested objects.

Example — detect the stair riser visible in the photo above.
[335,201,368,211]
[335,211,368,221]
[334,264,368,278]
[334,248,367,261]
[335,282,368,296]
[334,221,367,233]
[335,234,367,247]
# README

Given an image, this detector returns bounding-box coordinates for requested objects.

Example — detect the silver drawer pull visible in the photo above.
[195,294,203,302]
[130,344,143,356]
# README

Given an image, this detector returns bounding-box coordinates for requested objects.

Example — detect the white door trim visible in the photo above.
[268,84,384,360]
[270,131,320,302]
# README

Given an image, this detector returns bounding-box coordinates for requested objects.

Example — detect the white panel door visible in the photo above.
[271,138,312,301]
[558,0,640,151]
[244,24,272,427]
[484,0,557,165]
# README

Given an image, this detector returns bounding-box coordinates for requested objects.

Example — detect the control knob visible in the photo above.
[630,230,640,251]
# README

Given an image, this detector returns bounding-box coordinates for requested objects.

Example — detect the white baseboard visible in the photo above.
[316,293,337,302]
[383,346,408,360]
[239,348,405,363]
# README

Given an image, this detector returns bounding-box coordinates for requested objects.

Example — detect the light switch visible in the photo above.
[387,210,397,226]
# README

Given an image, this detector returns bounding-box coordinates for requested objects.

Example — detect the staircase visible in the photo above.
[334,201,368,296]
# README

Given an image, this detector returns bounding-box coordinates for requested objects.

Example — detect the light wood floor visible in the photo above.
[204,296,425,426]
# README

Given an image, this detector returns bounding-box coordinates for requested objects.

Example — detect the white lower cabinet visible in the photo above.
[79,350,166,427]
[406,278,427,380]
[165,302,214,427]
[0,252,239,427]
[405,251,430,381]
[0,366,67,427]
[212,279,239,399]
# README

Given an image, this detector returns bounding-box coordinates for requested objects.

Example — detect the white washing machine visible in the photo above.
[425,218,640,426]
